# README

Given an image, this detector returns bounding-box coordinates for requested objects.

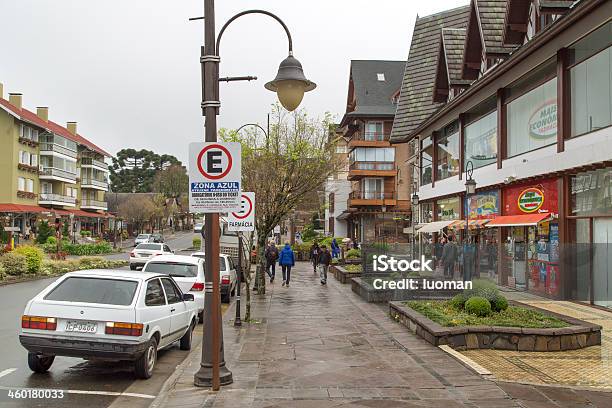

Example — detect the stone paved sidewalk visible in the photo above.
[153,262,612,407]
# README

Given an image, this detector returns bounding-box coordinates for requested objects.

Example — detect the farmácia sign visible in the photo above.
[518,188,545,213]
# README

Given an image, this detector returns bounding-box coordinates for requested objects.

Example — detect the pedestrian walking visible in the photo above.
[265,241,279,283]
[331,238,340,258]
[278,242,295,287]
[309,242,320,275]
[317,245,332,285]
[441,235,458,279]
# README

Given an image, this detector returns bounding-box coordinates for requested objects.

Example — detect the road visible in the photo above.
[99,231,199,262]
[0,234,231,408]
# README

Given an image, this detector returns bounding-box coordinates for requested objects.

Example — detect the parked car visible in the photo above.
[191,252,237,303]
[193,223,203,233]
[143,255,205,320]
[19,269,198,379]
[130,243,174,270]
[134,234,152,246]
[150,233,164,243]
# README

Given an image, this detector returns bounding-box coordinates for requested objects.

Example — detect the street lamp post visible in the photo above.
[463,161,477,281]
[194,0,315,391]
[411,191,419,258]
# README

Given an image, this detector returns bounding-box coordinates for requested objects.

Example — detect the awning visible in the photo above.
[486,213,552,227]
[469,219,491,228]
[0,204,49,213]
[417,220,455,233]
[447,220,466,230]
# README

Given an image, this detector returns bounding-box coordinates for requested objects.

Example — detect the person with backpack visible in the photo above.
[278,242,295,287]
[309,242,320,275]
[317,245,332,285]
[331,238,340,258]
[441,235,458,279]
[264,241,279,283]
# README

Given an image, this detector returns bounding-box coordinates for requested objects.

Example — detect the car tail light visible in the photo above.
[105,322,143,336]
[221,276,230,285]
[130,252,135,257]
[191,282,204,291]
[22,316,56,331]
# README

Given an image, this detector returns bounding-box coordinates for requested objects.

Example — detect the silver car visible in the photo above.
[134,234,152,246]
[130,243,174,270]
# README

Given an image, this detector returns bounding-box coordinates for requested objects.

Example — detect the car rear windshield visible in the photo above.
[136,244,161,250]
[189,255,225,271]
[144,262,199,277]
[44,277,138,306]
[137,234,150,239]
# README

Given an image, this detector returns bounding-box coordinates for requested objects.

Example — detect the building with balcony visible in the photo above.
[337,60,411,244]
[390,0,612,305]
[0,85,112,236]
[324,125,351,237]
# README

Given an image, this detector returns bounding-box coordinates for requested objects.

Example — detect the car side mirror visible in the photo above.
[183,293,195,302]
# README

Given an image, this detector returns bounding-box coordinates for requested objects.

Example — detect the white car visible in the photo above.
[191,252,237,303]
[19,269,198,379]
[143,255,205,320]
[134,234,152,246]
[193,223,203,233]
[130,243,174,270]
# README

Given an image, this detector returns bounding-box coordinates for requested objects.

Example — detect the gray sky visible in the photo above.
[0,0,466,164]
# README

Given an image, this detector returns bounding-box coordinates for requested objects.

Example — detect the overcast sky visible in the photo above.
[0,0,466,164]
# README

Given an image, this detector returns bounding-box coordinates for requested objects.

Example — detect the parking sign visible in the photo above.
[189,142,241,213]
[227,192,255,231]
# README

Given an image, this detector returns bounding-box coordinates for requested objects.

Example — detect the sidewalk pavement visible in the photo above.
[153,262,612,408]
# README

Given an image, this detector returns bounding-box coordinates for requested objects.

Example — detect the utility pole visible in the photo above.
[234,232,243,327]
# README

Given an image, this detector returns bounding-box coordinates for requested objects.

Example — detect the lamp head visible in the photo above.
[465,178,477,195]
[265,54,316,111]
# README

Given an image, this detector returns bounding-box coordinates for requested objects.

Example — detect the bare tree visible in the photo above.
[117,194,156,234]
[221,104,338,301]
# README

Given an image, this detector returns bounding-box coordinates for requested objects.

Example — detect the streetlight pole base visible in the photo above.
[194,363,233,387]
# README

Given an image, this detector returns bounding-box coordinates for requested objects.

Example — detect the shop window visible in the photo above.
[436,197,460,221]
[570,168,612,216]
[421,136,433,185]
[507,78,558,157]
[569,21,612,137]
[436,121,460,181]
[421,202,433,224]
[464,111,497,169]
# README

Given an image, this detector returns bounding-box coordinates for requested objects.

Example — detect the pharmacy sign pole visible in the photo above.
[193,0,316,391]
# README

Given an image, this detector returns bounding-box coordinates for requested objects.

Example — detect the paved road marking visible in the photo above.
[0,385,155,399]
[0,369,17,379]
[439,345,494,377]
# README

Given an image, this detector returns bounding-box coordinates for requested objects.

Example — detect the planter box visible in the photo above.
[331,265,362,284]
[389,301,602,351]
[343,257,362,265]
[351,277,463,303]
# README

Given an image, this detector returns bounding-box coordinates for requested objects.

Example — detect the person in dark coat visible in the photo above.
[309,242,320,274]
[441,235,458,279]
[317,245,332,285]
[278,242,295,287]
[264,242,279,283]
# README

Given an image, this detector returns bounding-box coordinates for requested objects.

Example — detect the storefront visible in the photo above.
[487,178,560,296]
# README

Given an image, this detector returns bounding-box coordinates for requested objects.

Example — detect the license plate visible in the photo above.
[65,320,97,333]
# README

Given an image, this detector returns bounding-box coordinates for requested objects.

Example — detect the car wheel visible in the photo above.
[27,353,54,373]
[135,337,157,379]
[179,321,194,351]
[198,311,203,324]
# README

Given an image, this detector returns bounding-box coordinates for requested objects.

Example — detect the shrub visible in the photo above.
[1,252,28,276]
[464,279,499,302]
[36,221,53,244]
[346,249,361,259]
[491,295,509,312]
[14,245,44,274]
[193,237,201,250]
[449,293,467,310]
[0,263,5,279]
[465,296,492,317]
[46,236,57,245]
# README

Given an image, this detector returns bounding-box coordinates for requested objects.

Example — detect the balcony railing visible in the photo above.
[349,161,395,171]
[39,143,77,158]
[349,191,396,200]
[39,193,77,205]
[352,132,390,142]
[80,199,108,209]
[81,178,108,189]
[39,167,77,182]
[80,157,108,170]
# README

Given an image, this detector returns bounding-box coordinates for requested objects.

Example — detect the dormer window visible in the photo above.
[377,73,385,81]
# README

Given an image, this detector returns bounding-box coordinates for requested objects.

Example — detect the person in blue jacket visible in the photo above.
[278,242,295,287]
[331,238,340,258]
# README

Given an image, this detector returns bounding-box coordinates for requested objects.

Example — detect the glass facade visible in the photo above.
[570,168,612,216]
[507,78,558,157]
[464,111,497,169]
[349,147,395,162]
[436,197,461,221]
[421,136,433,185]
[436,122,460,180]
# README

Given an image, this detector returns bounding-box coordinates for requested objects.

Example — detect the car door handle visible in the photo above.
[171,308,176,312]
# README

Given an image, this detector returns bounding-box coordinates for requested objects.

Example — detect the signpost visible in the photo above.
[226,192,255,327]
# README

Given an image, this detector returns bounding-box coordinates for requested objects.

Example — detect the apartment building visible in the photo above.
[391,0,612,306]
[337,60,411,244]
[0,85,112,235]
[324,125,350,237]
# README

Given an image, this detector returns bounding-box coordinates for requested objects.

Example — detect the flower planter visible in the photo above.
[331,265,361,284]
[389,301,602,351]
[351,277,463,303]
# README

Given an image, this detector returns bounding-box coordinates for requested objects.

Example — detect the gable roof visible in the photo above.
[343,60,405,121]
[0,97,110,157]
[476,0,517,55]
[442,28,472,86]
[390,6,470,143]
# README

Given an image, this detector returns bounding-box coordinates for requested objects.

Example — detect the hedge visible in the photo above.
[13,245,44,274]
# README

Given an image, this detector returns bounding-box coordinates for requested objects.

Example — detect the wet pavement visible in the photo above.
[155,262,612,407]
